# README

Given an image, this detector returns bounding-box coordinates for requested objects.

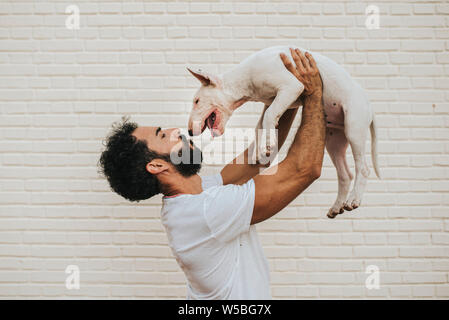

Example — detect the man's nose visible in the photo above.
[167,128,181,139]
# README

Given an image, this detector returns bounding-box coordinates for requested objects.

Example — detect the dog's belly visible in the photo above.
[324,99,345,130]
[287,98,345,130]
[246,46,363,132]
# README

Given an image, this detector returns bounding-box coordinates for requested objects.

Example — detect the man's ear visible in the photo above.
[146,159,169,175]
[186,67,221,87]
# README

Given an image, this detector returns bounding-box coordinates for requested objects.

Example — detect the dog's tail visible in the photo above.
[370,114,381,179]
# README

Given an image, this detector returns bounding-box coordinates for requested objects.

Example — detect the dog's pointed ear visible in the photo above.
[187,67,221,87]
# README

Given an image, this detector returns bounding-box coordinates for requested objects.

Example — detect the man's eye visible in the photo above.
[162,133,166,138]
[195,98,199,104]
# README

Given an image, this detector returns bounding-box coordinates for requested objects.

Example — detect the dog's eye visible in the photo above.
[195,98,199,104]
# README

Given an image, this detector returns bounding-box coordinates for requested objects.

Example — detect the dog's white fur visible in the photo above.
[187,46,381,218]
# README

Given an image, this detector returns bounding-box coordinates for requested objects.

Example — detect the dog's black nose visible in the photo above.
[188,129,193,136]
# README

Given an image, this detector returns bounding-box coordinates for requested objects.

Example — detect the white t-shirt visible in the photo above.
[160,174,271,300]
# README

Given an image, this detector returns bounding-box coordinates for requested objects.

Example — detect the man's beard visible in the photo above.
[160,135,202,177]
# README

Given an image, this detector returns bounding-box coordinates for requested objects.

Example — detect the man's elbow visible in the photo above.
[290,160,322,182]
[309,165,322,182]
[293,164,322,184]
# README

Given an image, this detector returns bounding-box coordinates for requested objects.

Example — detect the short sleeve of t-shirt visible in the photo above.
[201,173,223,190]
[202,179,255,243]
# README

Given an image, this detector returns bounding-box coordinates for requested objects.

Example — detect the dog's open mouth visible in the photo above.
[201,109,219,133]
[206,111,216,130]
[198,109,222,137]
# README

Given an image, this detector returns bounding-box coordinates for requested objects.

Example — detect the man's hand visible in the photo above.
[280,48,323,98]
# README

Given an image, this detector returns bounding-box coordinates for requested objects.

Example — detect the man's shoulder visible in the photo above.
[202,178,255,204]
[201,173,223,190]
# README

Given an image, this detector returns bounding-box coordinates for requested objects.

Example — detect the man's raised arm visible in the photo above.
[251,48,326,224]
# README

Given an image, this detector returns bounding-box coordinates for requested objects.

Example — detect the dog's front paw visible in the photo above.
[257,144,271,162]
[257,144,270,164]
[257,140,277,164]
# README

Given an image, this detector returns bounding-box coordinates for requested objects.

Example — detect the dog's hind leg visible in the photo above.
[342,97,371,211]
[326,128,353,218]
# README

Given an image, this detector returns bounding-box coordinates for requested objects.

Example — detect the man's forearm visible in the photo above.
[285,95,326,177]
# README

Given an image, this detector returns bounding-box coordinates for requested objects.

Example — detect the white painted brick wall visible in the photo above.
[0,0,448,299]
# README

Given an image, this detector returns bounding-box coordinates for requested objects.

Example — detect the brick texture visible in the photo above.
[0,1,448,299]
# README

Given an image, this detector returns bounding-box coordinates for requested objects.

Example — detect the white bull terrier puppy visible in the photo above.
[187,46,381,218]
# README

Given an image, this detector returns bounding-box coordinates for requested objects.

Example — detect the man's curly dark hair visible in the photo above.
[98,118,162,202]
